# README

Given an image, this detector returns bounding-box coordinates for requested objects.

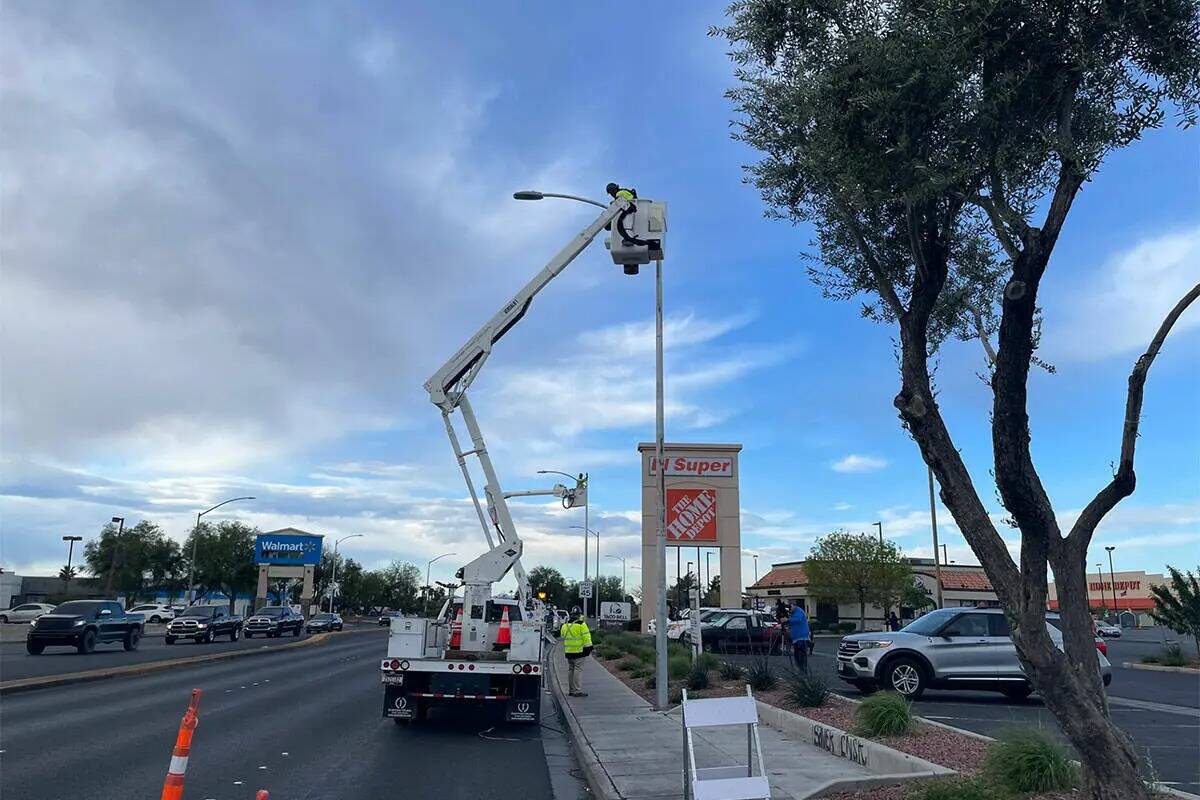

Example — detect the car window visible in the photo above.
[485,603,522,622]
[988,614,1011,637]
[105,602,123,615]
[14,605,34,611]
[941,613,990,637]
[54,601,98,616]
[900,608,957,635]
[725,616,747,630]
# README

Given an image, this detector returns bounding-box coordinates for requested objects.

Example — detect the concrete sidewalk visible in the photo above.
[551,650,874,800]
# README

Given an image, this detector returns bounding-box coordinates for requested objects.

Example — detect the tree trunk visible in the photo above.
[858,600,866,631]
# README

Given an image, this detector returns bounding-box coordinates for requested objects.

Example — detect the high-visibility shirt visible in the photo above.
[614,189,635,202]
[559,620,593,654]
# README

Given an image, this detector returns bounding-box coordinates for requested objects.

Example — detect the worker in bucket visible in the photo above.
[605,182,636,203]
[560,606,593,697]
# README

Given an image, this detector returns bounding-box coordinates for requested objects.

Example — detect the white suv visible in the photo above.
[126,604,176,624]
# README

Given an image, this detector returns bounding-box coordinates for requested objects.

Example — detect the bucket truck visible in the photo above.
[380,185,666,724]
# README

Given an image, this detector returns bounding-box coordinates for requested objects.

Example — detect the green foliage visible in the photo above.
[696,652,720,672]
[84,520,183,603]
[644,672,656,690]
[528,565,571,609]
[983,728,1078,793]
[1148,567,1200,655]
[593,575,625,605]
[745,655,777,691]
[617,657,642,672]
[686,660,711,690]
[836,622,858,634]
[669,654,692,680]
[903,777,1003,800]
[803,532,912,629]
[1160,643,1188,667]
[634,647,655,664]
[669,686,685,705]
[595,645,622,660]
[718,660,745,680]
[855,692,915,737]
[180,520,257,611]
[631,666,652,679]
[783,669,829,708]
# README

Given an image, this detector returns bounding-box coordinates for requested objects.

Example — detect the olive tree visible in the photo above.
[714,2,1200,797]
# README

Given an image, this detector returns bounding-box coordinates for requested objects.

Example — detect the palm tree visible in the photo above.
[1148,566,1200,658]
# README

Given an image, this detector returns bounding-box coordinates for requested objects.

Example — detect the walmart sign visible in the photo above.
[255,533,323,566]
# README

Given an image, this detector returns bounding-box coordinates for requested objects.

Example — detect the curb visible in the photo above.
[0,627,380,695]
[547,650,621,800]
[1123,661,1200,675]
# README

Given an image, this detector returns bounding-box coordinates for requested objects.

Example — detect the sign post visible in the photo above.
[688,585,702,658]
[599,601,631,630]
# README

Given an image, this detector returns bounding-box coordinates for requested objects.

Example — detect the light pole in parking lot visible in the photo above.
[1105,546,1119,614]
[329,534,364,612]
[425,553,457,615]
[62,535,83,593]
[187,496,255,605]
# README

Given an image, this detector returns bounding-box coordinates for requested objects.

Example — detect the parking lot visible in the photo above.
[722,629,1199,795]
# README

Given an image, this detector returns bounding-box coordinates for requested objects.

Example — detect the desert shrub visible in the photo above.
[616,657,641,672]
[903,777,1003,800]
[854,692,914,737]
[696,652,720,672]
[686,660,711,690]
[718,660,744,680]
[745,655,777,691]
[669,686,685,704]
[783,669,829,708]
[644,672,656,689]
[669,654,691,679]
[983,728,1077,794]
[1161,642,1187,667]
[630,666,651,679]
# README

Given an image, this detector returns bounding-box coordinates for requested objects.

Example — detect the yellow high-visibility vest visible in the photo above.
[559,620,593,654]
[614,189,635,202]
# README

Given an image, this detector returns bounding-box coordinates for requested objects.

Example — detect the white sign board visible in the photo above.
[599,602,631,622]
[578,581,593,599]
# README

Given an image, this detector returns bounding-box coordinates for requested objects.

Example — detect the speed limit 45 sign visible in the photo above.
[578,581,593,599]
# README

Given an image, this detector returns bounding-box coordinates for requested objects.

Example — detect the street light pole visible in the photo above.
[928,467,944,609]
[62,535,83,593]
[540,469,589,619]
[705,551,712,601]
[105,517,124,597]
[606,555,626,599]
[425,552,457,615]
[653,257,668,711]
[1096,563,1107,613]
[1105,546,1119,615]
[752,553,759,583]
[328,534,364,613]
[874,521,883,544]
[187,496,255,605]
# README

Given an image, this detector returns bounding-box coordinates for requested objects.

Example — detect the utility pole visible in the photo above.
[606,555,627,599]
[187,496,255,605]
[928,467,943,609]
[105,517,124,597]
[705,551,712,601]
[653,257,668,711]
[874,521,883,544]
[328,534,364,612]
[1105,546,1119,615]
[1096,564,1107,613]
[752,553,759,583]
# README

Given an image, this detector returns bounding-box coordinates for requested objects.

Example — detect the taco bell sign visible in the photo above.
[255,533,323,566]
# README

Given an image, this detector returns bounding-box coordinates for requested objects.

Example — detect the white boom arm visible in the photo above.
[424,196,630,650]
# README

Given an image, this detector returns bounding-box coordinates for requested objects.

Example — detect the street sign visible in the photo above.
[599,601,631,622]
[578,581,593,599]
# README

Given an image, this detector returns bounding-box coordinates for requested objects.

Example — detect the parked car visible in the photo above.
[27,600,143,654]
[0,603,56,623]
[166,605,243,644]
[306,612,343,633]
[378,611,404,626]
[836,607,1112,700]
[681,610,783,654]
[127,603,176,624]
[666,607,721,640]
[1096,621,1123,638]
[245,606,304,638]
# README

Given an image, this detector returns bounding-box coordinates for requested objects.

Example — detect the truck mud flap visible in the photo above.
[505,698,539,723]
[383,685,414,719]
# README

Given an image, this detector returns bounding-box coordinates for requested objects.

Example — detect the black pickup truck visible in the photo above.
[166,605,243,644]
[26,600,144,654]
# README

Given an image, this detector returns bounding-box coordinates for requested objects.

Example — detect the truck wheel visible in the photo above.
[26,640,44,655]
[77,629,97,654]
[883,656,926,699]
[165,636,176,645]
[230,626,241,642]
[149,615,161,624]
[201,630,213,644]
[1001,684,1032,701]
[123,628,141,651]
[0,615,9,624]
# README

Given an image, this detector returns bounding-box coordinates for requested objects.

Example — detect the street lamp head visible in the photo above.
[513,190,544,201]
[111,517,124,524]
[1104,545,1115,552]
[63,535,83,542]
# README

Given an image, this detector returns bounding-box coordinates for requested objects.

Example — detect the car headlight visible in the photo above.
[73,619,85,627]
[857,640,892,650]
[196,623,208,628]
[30,618,39,628]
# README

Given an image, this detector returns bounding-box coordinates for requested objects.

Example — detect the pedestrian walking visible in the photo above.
[888,612,900,632]
[560,606,593,697]
[788,601,810,673]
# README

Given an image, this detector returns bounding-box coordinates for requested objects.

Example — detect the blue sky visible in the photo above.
[2,1,1197,592]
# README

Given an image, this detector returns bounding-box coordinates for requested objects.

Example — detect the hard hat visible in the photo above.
[570,605,582,617]
[605,182,619,197]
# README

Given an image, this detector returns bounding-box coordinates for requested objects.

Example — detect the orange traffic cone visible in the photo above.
[494,605,512,649]
[160,688,202,800]
[448,607,463,649]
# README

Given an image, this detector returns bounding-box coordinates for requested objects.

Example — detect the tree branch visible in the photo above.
[1067,281,1200,546]
[971,193,1022,261]
[966,301,998,366]
[988,169,1031,241]
[833,200,907,319]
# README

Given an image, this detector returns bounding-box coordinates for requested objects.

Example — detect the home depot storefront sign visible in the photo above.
[639,443,743,631]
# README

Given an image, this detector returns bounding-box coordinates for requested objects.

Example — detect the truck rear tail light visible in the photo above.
[389,659,401,671]
[532,666,539,673]
[512,664,522,674]
[449,664,455,670]
[458,663,465,670]
[468,664,475,671]
[522,664,532,674]
[400,660,409,671]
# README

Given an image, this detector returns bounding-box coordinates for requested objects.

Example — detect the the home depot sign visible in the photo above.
[639,443,743,631]
[667,489,718,542]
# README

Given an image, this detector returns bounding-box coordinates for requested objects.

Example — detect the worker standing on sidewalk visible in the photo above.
[560,606,593,697]
[788,601,811,673]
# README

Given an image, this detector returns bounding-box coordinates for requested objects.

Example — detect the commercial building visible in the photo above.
[747,558,999,632]
[1048,569,1165,626]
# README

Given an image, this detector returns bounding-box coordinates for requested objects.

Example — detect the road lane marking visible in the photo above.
[1109,697,1200,718]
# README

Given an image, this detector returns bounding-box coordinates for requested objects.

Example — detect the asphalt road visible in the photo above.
[0,629,580,800]
[726,634,1200,795]
[0,625,342,683]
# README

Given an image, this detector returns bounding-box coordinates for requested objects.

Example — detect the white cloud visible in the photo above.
[1045,227,1200,362]
[830,454,888,473]
[833,502,854,511]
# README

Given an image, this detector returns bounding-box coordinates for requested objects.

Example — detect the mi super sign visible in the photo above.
[647,456,733,478]
[255,534,323,566]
